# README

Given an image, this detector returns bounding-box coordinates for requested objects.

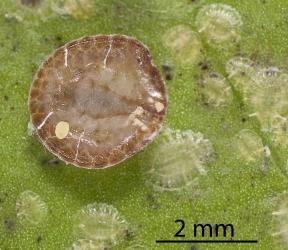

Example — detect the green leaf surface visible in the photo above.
[1,0,288,249]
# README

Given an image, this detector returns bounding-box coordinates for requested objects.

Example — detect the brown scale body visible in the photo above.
[29,35,167,169]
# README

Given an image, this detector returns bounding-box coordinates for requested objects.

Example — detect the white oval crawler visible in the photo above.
[196,4,243,43]
[147,128,214,192]
[225,57,255,78]
[163,25,202,64]
[233,129,265,164]
[231,62,288,148]
[249,72,288,128]
[198,72,232,107]
[73,203,127,246]
[16,190,48,225]
[225,57,257,96]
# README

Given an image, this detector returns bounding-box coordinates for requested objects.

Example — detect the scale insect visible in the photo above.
[28,35,167,169]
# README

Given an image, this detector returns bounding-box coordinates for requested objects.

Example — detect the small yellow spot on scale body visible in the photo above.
[155,102,164,112]
[55,121,70,139]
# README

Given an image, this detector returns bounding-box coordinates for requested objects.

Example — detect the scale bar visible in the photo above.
[156,240,258,244]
